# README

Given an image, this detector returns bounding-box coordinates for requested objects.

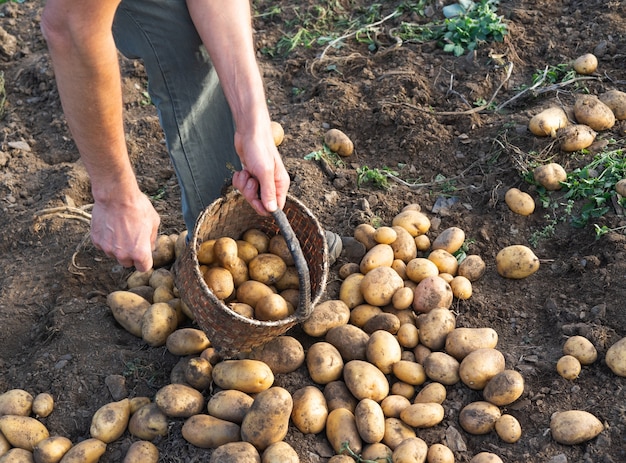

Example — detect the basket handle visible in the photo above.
[271,208,313,321]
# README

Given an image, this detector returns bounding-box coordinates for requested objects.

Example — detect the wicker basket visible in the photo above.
[174,189,328,356]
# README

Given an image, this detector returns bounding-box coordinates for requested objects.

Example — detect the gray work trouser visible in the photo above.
[112,0,241,233]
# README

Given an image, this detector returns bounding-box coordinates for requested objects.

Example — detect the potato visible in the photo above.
[391,259,408,280]
[0,415,49,451]
[528,106,569,137]
[255,294,291,321]
[391,437,428,463]
[483,370,525,406]
[495,414,522,443]
[432,227,465,254]
[229,302,255,319]
[354,398,385,444]
[366,330,402,374]
[450,275,472,299]
[290,386,328,435]
[470,452,504,463]
[459,401,502,435]
[360,244,394,274]
[89,398,131,443]
[562,335,598,365]
[325,324,369,361]
[166,328,210,356]
[390,381,415,400]
[0,448,35,462]
[599,89,626,120]
[270,121,284,147]
[184,357,213,390]
[550,410,604,444]
[414,234,430,252]
[416,307,456,351]
[505,187,535,216]
[572,53,598,75]
[151,234,175,267]
[243,229,270,254]
[126,269,153,289]
[427,443,455,463]
[605,336,626,377]
[412,276,453,313]
[128,403,168,440]
[459,348,505,390]
[392,361,426,386]
[354,223,378,251]
[323,381,358,413]
[206,390,253,424]
[302,299,350,338]
[360,443,392,462]
[533,162,567,190]
[392,210,431,237]
[141,302,178,347]
[380,395,411,418]
[128,397,151,414]
[399,403,444,428]
[248,253,287,286]
[382,417,416,450]
[414,382,447,405]
[495,245,540,279]
[338,262,360,280]
[213,236,239,267]
[423,352,460,386]
[209,442,261,463]
[324,128,354,157]
[396,323,419,349]
[457,254,486,282]
[148,268,174,290]
[413,344,431,364]
[127,285,154,303]
[58,438,106,463]
[373,226,397,244]
[348,304,381,328]
[338,273,365,309]
[556,355,581,380]
[32,436,73,463]
[197,239,216,265]
[343,360,389,402]
[575,95,615,131]
[445,327,499,360]
[361,267,404,307]
[405,258,439,283]
[428,249,458,275]
[152,285,174,303]
[306,342,344,385]
[212,359,274,393]
[0,389,33,417]
[248,336,304,375]
[123,441,158,463]
[362,312,402,335]
[274,266,299,291]
[223,256,250,287]
[262,441,299,463]
[155,384,204,418]
[107,291,151,338]
[558,124,597,152]
[326,408,362,455]
[241,387,293,451]
[390,226,418,263]
[182,414,241,449]
[203,267,235,300]
[236,280,276,308]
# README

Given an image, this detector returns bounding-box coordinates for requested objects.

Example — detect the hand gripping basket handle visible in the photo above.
[271,208,312,321]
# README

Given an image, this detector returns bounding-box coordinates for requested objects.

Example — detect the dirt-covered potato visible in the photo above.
[107,291,151,338]
[128,403,168,440]
[360,443,393,462]
[236,280,276,309]
[57,438,106,463]
[528,106,569,137]
[382,417,416,450]
[416,307,456,351]
[495,245,540,279]
[457,254,486,282]
[241,387,293,451]
[338,262,361,280]
[392,209,431,237]
[366,330,402,374]
[505,187,535,216]
[427,443,455,463]
[302,299,350,338]
[152,234,176,268]
[550,410,604,444]
[262,441,299,463]
[354,398,385,444]
[405,258,439,283]
[290,386,328,435]
[212,359,274,393]
[326,408,362,455]
[470,452,504,463]
[325,324,370,361]
[89,398,131,443]
[343,360,389,402]
[275,266,299,291]
[599,89,626,120]
[572,53,598,75]
[123,441,159,463]
[414,382,447,404]
[248,253,287,286]
[359,243,394,274]
[206,390,253,424]
[248,336,304,375]
[255,293,292,321]
[325,128,354,157]
[354,223,378,251]
[459,348,506,390]
[380,395,411,418]
[459,401,502,435]
[183,357,212,391]
[605,336,626,377]
[427,249,458,275]
[32,436,73,463]
[445,327,499,360]
[203,267,235,300]
[574,94,615,131]
[166,328,211,356]
[390,226,418,263]
[154,384,204,418]
[182,414,241,449]
[361,266,404,307]
[432,227,466,254]
[306,341,344,385]
[412,275,453,313]
[495,414,522,443]
[556,355,582,380]
[562,335,598,365]
[423,352,460,386]
[0,389,33,416]
[324,381,358,413]
[0,415,49,451]
[391,360,426,386]
[533,162,567,190]
[338,273,365,309]
[391,286,414,311]
[450,275,472,300]
[391,437,428,462]
[483,369,525,406]
[396,323,419,349]
[243,228,270,254]
[141,302,178,347]
[270,121,284,146]
[558,124,597,152]
[399,403,445,428]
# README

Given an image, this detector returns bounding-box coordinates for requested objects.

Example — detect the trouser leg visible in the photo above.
[112,0,241,233]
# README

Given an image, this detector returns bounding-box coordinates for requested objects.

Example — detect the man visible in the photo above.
[40,0,293,272]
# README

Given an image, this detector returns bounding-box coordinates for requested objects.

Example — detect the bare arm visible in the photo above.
[41,0,160,271]
[186,0,290,215]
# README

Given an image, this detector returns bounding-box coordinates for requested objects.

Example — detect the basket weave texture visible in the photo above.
[175,189,328,356]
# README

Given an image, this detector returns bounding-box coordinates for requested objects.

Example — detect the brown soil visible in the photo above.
[1,1,625,462]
